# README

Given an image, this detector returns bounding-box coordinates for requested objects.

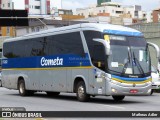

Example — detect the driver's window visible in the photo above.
[83,30,106,71]
[92,44,105,71]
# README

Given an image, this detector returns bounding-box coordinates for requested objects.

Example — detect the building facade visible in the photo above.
[152,9,160,23]
[77,2,123,18]
[76,2,147,24]
[25,0,50,15]
[0,0,13,9]
[0,0,14,37]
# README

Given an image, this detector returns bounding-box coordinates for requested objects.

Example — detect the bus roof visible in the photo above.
[4,23,143,43]
[81,23,143,36]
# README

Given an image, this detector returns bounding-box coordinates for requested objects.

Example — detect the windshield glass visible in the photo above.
[107,35,150,77]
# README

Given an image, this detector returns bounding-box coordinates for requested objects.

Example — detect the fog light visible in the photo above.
[111,88,117,93]
[147,89,151,93]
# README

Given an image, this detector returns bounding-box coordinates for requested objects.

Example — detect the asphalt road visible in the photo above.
[0,87,160,111]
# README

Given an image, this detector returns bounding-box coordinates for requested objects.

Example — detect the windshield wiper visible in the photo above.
[121,49,130,76]
[132,51,145,77]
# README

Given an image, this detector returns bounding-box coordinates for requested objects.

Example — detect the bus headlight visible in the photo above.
[111,88,117,93]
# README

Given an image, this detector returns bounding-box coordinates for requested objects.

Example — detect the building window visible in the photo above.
[143,14,146,17]
[31,27,35,32]
[35,6,40,9]
[134,11,138,17]
[116,11,123,14]
[8,3,10,8]
[7,27,10,34]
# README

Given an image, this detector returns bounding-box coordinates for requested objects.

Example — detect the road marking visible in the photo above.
[103,105,125,109]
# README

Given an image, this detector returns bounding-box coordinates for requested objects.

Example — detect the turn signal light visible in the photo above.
[130,89,138,93]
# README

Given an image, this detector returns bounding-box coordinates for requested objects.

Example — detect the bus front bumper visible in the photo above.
[109,81,152,96]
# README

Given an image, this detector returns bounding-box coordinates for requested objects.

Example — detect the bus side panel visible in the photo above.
[66,69,72,92]
[89,68,107,95]
[2,70,19,89]
[22,69,67,92]
[88,68,95,94]
[39,69,67,92]
[25,70,40,90]
[71,69,89,93]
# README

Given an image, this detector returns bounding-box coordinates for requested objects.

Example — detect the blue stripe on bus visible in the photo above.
[103,29,143,37]
[2,54,91,69]
[112,75,150,81]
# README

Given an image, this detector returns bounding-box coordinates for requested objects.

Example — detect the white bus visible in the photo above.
[2,23,160,102]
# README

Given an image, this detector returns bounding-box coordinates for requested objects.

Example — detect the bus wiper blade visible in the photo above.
[121,50,130,76]
[108,69,122,74]
[133,52,145,76]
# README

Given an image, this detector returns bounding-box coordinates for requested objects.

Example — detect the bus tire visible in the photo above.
[76,81,90,102]
[46,92,60,96]
[18,80,29,96]
[112,95,125,101]
[150,89,154,95]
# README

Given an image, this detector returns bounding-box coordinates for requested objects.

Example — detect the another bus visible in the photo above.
[2,23,160,102]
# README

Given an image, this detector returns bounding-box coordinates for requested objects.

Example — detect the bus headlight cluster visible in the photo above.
[111,88,117,93]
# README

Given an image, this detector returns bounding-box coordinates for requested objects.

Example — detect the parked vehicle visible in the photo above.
[151,65,160,95]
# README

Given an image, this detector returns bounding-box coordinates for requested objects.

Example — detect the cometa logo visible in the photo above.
[41,57,63,66]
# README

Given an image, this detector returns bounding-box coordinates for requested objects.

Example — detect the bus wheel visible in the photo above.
[150,89,154,95]
[112,95,125,101]
[18,80,29,96]
[46,92,60,96]
[76,81,90,102]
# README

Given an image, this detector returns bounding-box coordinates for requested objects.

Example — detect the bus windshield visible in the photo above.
[107,35,151,77]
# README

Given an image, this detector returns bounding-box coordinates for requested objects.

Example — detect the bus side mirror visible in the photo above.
[147,42,160,59]
[93,38,111,55]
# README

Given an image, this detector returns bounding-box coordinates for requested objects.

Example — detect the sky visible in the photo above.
[13,0,160,12]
